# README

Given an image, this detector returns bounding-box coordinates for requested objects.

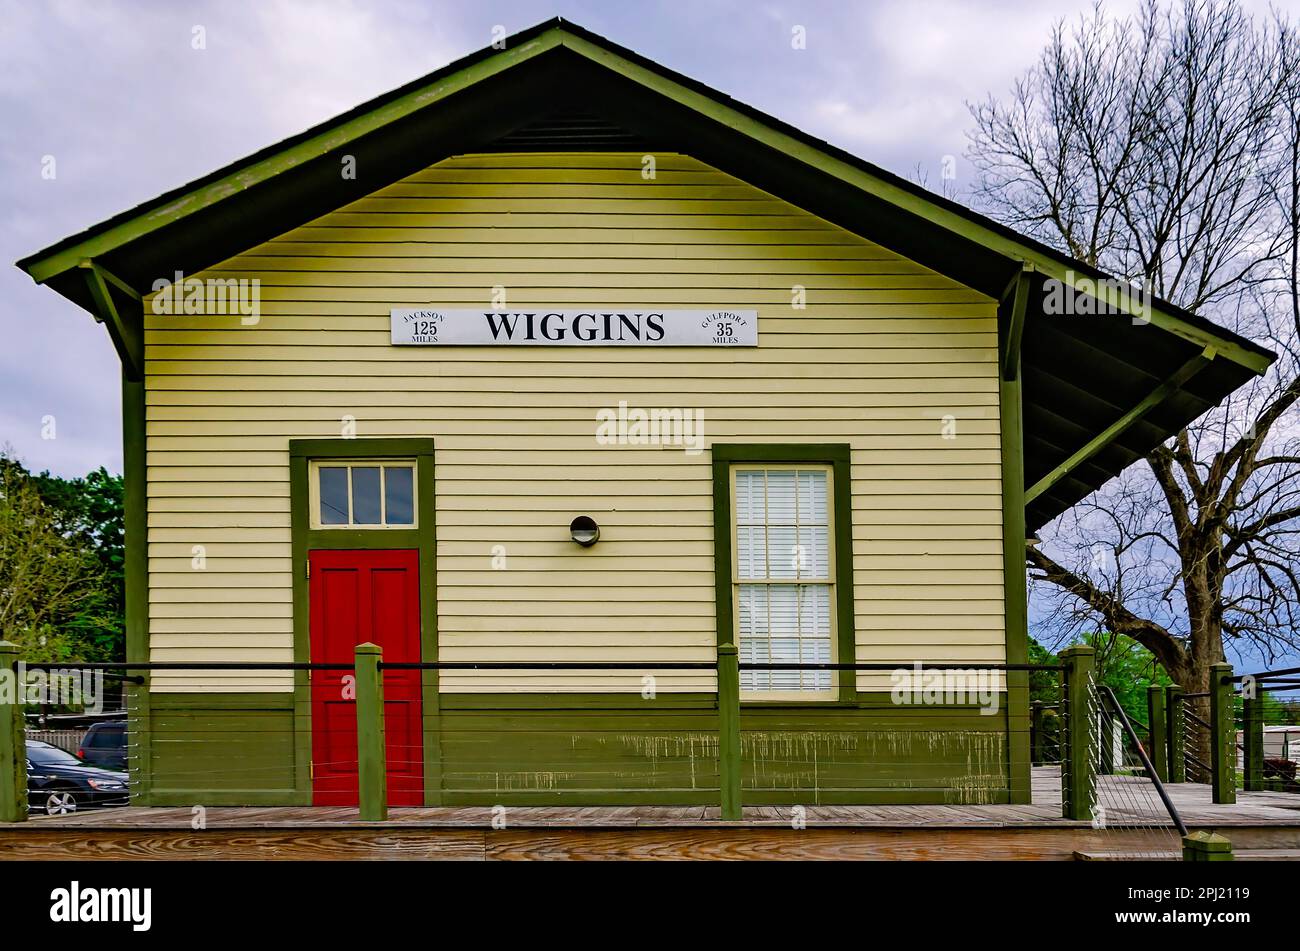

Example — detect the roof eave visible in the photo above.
[16,19,1273,380]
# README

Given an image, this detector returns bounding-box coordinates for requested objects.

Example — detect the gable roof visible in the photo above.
[16,17,1275,530]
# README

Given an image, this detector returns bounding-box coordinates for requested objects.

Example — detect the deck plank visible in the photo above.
[12,767,1300,860]
[13,768,1300,833]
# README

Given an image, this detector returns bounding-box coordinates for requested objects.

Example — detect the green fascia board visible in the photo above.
[16,18,1272,377]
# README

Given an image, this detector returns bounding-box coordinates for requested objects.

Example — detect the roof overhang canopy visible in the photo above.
[16,18,1275,531]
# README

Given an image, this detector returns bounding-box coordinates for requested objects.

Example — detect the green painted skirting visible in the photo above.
[143,693,304,807]
[137,692,1011,808]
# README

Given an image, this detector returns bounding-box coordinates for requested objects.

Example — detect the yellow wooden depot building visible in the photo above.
[17,19,1272,807]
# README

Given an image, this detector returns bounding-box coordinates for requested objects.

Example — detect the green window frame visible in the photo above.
[712,444,857,702]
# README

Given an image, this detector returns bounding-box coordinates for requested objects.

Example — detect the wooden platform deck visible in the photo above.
[5,768,1300,860]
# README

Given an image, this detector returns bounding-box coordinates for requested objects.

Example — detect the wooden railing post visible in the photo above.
[1242,689,1264,792]
[1209,663,1236,805]
[1147,685,1168,782]
[1166,686,1185,784]
[1031,701,1045,765]
[1059,645,1095,822]
[717,643,742,821]
[0,642,26,822]
[354,642,387,821]
[1183,830,1233,862]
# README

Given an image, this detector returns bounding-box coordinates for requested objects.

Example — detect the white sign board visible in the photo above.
[391,309,757,347]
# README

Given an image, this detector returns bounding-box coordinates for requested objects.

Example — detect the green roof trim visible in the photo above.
[13,17,1278,531]
[17,17,1272,377]
[559,29,1269,374]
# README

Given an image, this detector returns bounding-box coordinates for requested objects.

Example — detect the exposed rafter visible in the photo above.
[1025,347,1217,505]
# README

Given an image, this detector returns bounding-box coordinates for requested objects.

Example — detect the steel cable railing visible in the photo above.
[6,655,1076,822]
[1056,683,1185,859]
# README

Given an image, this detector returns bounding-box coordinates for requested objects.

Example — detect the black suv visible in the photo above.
[27,740,128,816]
[77,720,128,771]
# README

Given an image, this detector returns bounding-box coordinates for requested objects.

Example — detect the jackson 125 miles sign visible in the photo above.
[390,309,758,346]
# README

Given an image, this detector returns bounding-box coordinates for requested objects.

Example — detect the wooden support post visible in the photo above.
[1059,645,1095,822]
[1098,714,1116,774]
[717,643,742,821]
[1242,692,1264,793]
[1209,663,1236,805]
[0,642,26,823]
[998,361,1032,804]
[1166,686,1184,784]
[1147,685,1168,782]
[122,373,151,806]
[1183,831,1233,862]
[1031,701,1045,765]
[354,642,387,821]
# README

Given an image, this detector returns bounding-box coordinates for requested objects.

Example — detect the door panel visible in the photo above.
[309,548,423,806]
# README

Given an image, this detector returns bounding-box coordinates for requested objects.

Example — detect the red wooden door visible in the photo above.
[309,549,423,806]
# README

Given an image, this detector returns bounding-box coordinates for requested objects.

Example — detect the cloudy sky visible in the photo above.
[0,0,1134,474]
[1,0,1288,478]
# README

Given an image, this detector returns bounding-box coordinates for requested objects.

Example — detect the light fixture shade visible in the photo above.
[569,515,600,547]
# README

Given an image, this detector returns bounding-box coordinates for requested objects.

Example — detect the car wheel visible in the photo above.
[43,790,78,816]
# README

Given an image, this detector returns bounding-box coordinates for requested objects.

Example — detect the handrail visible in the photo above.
[381,661,1062,671]
[1098,684,1189,837]
[1238,665,1300,681]
[22,659,1064,672]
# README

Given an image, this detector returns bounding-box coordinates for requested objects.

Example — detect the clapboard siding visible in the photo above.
[142,151,1005,692]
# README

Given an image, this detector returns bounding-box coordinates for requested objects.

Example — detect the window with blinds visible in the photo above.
[732,465,836,697]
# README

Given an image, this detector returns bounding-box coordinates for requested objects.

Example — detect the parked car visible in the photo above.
[77,720,127,770]
[27,740,128,816]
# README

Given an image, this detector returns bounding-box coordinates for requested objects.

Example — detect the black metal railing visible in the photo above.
[4,654,1065,822]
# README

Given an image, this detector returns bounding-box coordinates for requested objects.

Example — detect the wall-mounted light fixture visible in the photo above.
[569,515,600,547]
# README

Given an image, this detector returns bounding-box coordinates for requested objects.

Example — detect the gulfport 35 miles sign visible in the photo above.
[391,309,757,346]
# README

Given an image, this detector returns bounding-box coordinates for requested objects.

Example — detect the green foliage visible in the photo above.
[1028,633,1171,727]
[31,465,124,659]
[1252,691,1300,726]
[0,454,124,662]
[1086,632,1172,727]
[1027,638,1060,704]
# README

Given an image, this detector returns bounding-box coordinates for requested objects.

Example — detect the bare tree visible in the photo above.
[967,0,1300,695]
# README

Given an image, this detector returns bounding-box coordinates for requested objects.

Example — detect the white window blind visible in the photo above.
[733,466,834,694]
